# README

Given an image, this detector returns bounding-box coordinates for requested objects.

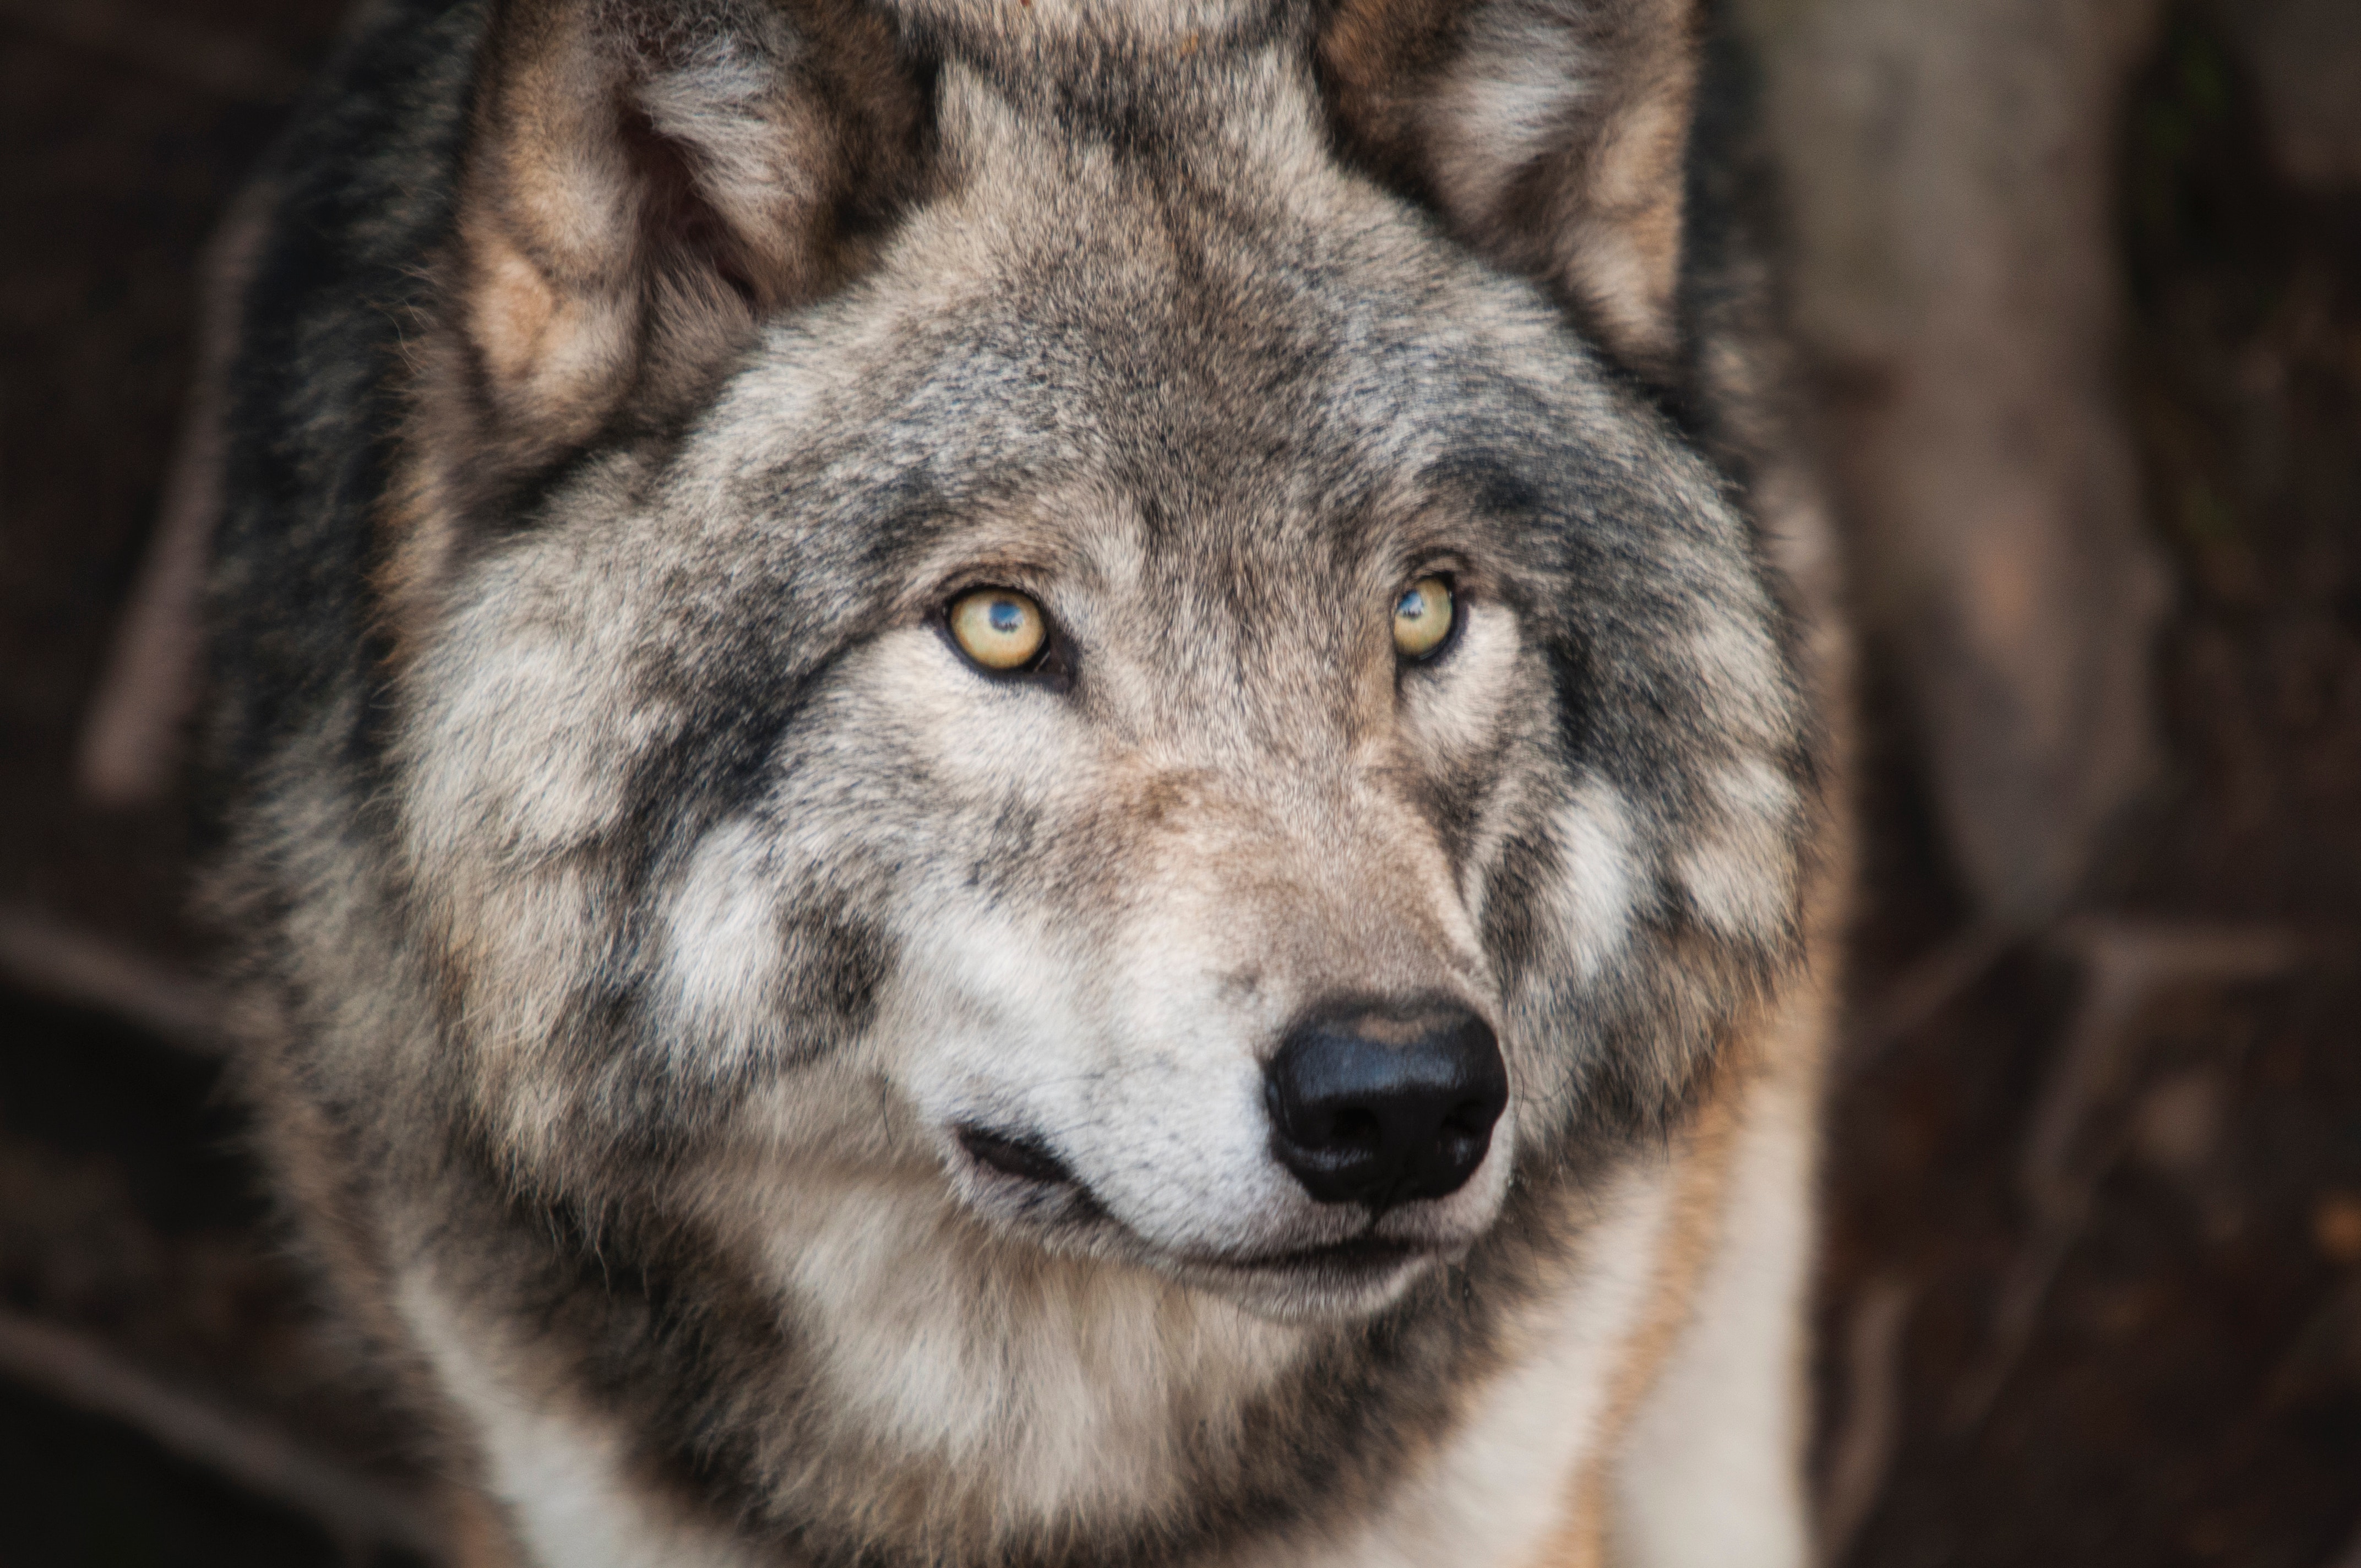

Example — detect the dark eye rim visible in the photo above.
[934,586,1074,690]
[1394,571,1465,667]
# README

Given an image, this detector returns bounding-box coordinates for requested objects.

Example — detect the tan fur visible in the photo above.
[452,0,916,449]
[1533,1069,1745,1568]
[443,1482,525,1568]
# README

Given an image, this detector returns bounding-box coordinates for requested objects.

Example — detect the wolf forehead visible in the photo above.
[429,48,1804,827]
[535,233,1789,784]
[426,268,1802,957]
[444,0,1789,711]
[405,0,1811,998]
[659,100,1765,650]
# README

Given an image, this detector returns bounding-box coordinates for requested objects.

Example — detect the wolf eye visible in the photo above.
[1392,576,1455,661]
[949,587,1048,671]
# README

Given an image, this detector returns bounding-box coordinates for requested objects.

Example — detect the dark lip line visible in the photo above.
[954,1129,1444,1277]
[1179,1234,1437,1276]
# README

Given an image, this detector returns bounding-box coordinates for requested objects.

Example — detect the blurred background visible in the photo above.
[1,0,2356,1562]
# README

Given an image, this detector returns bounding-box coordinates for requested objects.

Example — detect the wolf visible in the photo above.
[197,0,1849,1561]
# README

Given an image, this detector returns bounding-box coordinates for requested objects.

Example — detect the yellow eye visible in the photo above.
[949,587,1048,671]
[1392,576,1455,660]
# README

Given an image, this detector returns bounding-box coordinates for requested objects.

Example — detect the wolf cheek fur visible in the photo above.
[205,0,1846,1564]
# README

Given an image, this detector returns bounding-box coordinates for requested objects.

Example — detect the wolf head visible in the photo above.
[377,0,1810,1327]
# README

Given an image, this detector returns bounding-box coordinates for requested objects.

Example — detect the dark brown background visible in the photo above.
[2,1,2357,1564]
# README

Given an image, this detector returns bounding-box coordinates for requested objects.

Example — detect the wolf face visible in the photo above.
[384,13,1803,1332]
[213,0,1825,1556]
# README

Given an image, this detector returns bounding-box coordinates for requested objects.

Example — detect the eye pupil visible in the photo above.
[988,599,1022,633]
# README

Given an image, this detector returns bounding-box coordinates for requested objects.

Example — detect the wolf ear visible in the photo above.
[450,0,923,454]
[1321,0,1700,376]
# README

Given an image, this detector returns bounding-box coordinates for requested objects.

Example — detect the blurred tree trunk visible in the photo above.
[1738,0,2172,919]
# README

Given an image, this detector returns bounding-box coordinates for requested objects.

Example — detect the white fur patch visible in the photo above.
[1430,14,1595,220]
[886,888,1321,1263]
[407,634,623,867]
[659,818,783,1070]
[1552,776,1642,980]
[404,552,684,880]
[1687,613,1788,745]
[1675,758,1798,943]
[639,40,825,227]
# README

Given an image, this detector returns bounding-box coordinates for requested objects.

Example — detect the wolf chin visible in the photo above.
[201,0,1849,1562]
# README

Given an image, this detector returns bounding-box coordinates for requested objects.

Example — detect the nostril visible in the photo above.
[1329,1108,1383,1151]
[1265,999,1507,1211]
[1274,1090,1383,1155]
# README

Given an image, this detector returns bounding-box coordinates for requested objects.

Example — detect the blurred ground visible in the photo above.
[1814,13,2361,1565]
[0,2,2354,1564]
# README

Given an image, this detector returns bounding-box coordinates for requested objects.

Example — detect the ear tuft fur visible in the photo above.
[450,0,926,456]
[1322,0,1700,377]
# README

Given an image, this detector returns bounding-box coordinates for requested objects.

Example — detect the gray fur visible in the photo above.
[204,0,1836,1562]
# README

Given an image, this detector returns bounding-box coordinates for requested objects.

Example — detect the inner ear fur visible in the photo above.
[450,0,927,457]
[1321,0,1700,377]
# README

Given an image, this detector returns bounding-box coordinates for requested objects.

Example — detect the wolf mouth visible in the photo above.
[1166,1231,1446,1307]
[955,1123,1078,1186]
[954,1122,1449,1281]
[1213,1235,1429,1276]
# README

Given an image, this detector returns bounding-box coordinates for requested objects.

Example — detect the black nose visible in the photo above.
[1264,1001,1508,1211]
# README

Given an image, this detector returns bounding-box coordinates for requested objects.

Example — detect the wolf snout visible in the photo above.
[1264,1001,1507,1212]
